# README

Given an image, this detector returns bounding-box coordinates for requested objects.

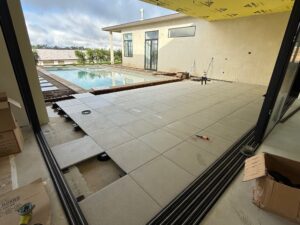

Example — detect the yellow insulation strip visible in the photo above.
[142,0,294,21]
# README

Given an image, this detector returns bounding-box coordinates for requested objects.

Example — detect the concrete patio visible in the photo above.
[201,99,300,225]
[49,80,266,225]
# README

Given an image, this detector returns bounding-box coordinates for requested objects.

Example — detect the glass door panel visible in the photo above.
[145,31,158,71]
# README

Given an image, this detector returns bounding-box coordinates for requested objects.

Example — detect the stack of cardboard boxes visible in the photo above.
[0,92,23,157]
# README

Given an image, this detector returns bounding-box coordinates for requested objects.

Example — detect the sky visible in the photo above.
[20,0,174,49]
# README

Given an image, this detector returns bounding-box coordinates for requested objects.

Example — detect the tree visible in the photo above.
[94,48,110,63]
[94,49,104,63]
[86,48,95,64]
[114,49,122,63]
[75,50,86,64]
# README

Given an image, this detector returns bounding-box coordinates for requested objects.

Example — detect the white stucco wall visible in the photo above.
[4,0,49,125]
[121,12,290,86]
[38,59,77,66]
[0,27,29,126]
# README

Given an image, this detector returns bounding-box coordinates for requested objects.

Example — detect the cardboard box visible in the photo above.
[0,92,23,156]
[0,92,21,132]
[0,126,23,157]
[244,153,300,224]
[0,179,51,225]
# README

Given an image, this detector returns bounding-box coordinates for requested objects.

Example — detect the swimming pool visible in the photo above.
[46,67,162,90]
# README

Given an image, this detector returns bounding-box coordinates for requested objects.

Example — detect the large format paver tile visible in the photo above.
[146,102,173,113]
[89,127,134,150]
[181,114,216,130]
[94,105,122,115]
[79,175,161,225]
[164,141,217,176]
[163,121,200,140]
[51,136,104,169]
[187,131,233,157]
[218,117,253,132]
[130,156,194,207]
[139,129,183,153]
[108,111,138,126]
[127,107,155,118]
[68,110,100,125]
[142,113,169,128]
[229,107,260,123]
[107,140,159,173]
[85,100,112,109]
[204,122,247,142]
[60,104,91,114]
[121,119,157,137]
[72,93,94,99]
[56,99,82,107]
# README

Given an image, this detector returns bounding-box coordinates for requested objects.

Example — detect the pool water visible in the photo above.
[46,67,160,90]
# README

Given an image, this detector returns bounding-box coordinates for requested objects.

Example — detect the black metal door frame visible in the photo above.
[1,0,300,224]
[144,31,158,71]
[255,0,300,142]
[0,1,88,224]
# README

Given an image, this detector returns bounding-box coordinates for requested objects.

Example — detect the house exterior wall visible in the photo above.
[121,12,290,86]
[38,59,77,66]
[3,0,49,125]
[0,26,29,126]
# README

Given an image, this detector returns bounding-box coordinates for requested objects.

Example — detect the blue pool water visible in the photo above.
[46,67,160,90]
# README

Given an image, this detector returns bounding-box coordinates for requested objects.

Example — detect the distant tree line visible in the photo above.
[32,44,85,50]
[31,45,122,65]
[75,49,122,64]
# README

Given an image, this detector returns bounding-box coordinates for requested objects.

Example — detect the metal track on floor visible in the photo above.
[147,127,259,225]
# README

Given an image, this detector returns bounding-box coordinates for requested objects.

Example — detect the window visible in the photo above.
[123,33,133,57]
[168,26,196,38]
[145,31,158,40]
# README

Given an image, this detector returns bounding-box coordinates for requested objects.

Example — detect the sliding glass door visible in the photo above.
[255,4,300,142]
[145,31,158,71]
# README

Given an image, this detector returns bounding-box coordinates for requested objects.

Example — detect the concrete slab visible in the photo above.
[79,175,161,225]
[15,127,68,225]
[201,117,300,225]
[263,124,299,151]
[130,156,194,207]
[77,158,125,194]
[51,136,104,169]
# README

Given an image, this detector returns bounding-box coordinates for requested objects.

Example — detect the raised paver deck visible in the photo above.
[55,80,266,225]
[51,136,104,169]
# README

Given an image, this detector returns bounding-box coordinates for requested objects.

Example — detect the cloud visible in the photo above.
[20,0,174,48]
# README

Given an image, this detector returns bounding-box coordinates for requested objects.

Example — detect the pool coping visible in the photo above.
[38,66,182,97]
[37,67,86,94]
[91,77,181,95]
